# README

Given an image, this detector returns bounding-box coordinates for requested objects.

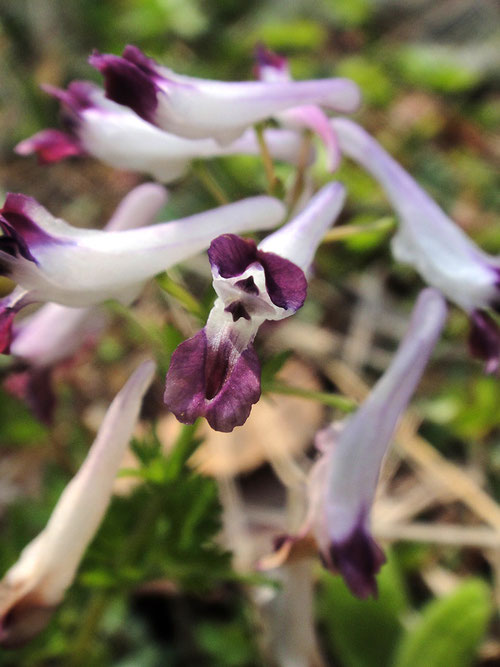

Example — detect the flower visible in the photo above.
[3,184,168,423]
[0,359,155,647]
[332,117,500,373]
[89,45,361,145]
[15,81,314,182]
[300,288,447,598]
[164,182,346,432]
[0,191,285,353]
[254,45,340,171]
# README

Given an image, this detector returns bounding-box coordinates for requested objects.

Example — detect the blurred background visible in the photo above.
[0,0,499,665]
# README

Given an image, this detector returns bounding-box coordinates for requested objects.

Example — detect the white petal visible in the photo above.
[332,118,499,312]
[1,360,155,607]
[258,182,345,272]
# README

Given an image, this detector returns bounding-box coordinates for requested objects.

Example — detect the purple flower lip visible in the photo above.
[165,183,346,433]
[164,329,261,432]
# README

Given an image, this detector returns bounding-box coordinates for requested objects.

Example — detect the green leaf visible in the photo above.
[393,579,491,667]
[395,46,481,93]
[317,551,408,667]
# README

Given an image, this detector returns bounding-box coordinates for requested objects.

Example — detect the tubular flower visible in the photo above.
[15,81,314,182]
[301,288,447,598]
[164,182,346,432]
[4,184,167,423]
[0,360,155,648]
[332,117,500,373]
[89,45,361,145]
[0,191,285,353]
[254,45,341,171]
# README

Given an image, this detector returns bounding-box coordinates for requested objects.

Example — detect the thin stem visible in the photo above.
[263,380,356,412]
[287,130,313,215]
[255,123,278,195]
[67,591,109,667]
[321,216,395,244]
[192,161,229,205]
[156,272,205,320]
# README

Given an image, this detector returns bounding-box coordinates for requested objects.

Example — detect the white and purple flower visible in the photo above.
[16,81,314,182]
[164,182,346,432]
[332,117,500,373]
[254,45,341,171]
[300,288,447,598]
[0,359,155,648]
[3,183,168,423]
[89,45,361,145]
[0,190,285,354]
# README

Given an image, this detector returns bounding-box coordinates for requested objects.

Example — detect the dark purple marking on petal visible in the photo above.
[89,50,159,124]
[43,81,95,113]
[235,275,259,295]
[0,307,16,353]
[1,194,67,259]
[0,215,36,263]
[3,367,56,424]
[15,130,83,165]
[164,328,261,432]
[468,309,500,374]
[208,234,258,278]
[225,301,251,322]
[325,518,386,599]
[257,250,307,311]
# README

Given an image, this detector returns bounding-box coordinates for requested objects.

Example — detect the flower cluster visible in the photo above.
[0,42,497,646]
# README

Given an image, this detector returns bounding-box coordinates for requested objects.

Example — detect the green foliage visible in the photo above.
[395,46,481,93]
[392,579,491,667]
[84,426,231,593]
[0,388,48,444]
[337,57,394,107]
[317,551,408,667]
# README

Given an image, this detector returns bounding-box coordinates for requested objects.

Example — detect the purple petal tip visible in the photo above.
[325,521,386,599]
[15,130,82,164]
[468,310,500,374]
[89,48,158,124]
[0,308,16,354]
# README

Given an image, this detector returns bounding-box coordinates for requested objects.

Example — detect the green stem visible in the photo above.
[255,123,278,195]
[193,161,229,205]
[105,301,165,351]
[322,216,395,244]
[67,591,109,667]
[156,272,205,320]
[287,130,313,215]
[263,380,356,412]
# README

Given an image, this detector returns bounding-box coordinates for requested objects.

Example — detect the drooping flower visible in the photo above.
[254,45,340,171]
[15,81,314,182]
[0,359,155,647]
[90,45,361,145]
[0,191,285,354]
[164,182,346,432]
[332,117,500,373]
[3,184,168,423]
[300,288,447,598]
